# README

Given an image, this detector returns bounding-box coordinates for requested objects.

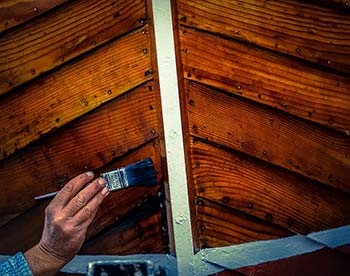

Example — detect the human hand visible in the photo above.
[25,171,109,276]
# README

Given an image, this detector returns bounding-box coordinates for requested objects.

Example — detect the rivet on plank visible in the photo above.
[265,213,273,221]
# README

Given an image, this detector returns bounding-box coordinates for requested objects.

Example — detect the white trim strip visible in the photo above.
[193,225,350,275]
[151,0,195,275]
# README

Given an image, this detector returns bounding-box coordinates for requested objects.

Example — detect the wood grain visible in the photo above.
[196,198,291,248]
[0,0,147,94]
[80,212,167,255]
[186,80,350,193]
[305,0,350,10]
[0,0,68,33]
[0,26,152,161]
[0,83,159,226]
[191,139,350,235]
[177,0,350,72]
[0,140,163,254]
[179,26,350,133]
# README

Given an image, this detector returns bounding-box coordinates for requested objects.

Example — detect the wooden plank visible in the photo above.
[0,0,68,33]
[235,248,350,276]
[0,140,163,254]
[177,0,350,73]
[0,82,159,226]
[80,212,167,255]
[179,26,350,133]
[0,26,152,161]
[196,198,291,248]
[0,0,147,95]
[305,0,350,11]
[191,139,350,235]
[186,80,350,193]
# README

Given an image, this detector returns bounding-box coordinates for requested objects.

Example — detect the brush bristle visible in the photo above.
[124,158,158,187]
[101,158,158,191]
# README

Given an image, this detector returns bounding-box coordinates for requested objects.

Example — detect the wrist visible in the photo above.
[24,244,69,276]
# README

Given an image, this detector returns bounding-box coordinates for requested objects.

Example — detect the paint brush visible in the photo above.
[34,158,158,200]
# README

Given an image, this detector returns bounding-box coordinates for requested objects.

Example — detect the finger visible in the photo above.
[52,172,95,208]
[74,185,109,225]
[63,177,106,217]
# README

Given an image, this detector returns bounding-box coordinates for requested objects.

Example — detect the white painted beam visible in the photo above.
[151,0,195,275]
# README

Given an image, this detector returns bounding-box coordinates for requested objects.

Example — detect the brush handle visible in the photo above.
[34,191,59,200]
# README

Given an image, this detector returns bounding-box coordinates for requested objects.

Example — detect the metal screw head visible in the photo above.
[33,7,38,12]
[296,48,301,54]
[143,48,148,54]
[145,70,151,76]
[139,18,146,24]
[181,16,187,21]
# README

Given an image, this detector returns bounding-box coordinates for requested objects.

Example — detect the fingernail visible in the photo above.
[86,171,94,177]
[101,187,109,196]
[98,178,105,186]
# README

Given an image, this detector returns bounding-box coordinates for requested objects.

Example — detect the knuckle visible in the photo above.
[64,182,73,192]
[84,206,92,216]
[75,193,86,207]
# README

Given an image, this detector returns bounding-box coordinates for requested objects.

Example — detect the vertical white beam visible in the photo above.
[151,0,195,274]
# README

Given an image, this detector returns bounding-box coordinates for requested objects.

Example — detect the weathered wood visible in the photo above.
[0,140,162,254]
[0,83,159,226]
[186,81,350,193]
[80,212,167,255]
[0,0,147,95]
[196,198,291,248]
[179,26,350,133]
[0,0,68,33]
[305,0,350,10]
[0,26,152,161]
[177,0,350,73]
[191,139,350,235]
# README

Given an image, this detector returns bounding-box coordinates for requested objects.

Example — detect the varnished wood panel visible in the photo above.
[0,82,159,226]
[235,248,350,276]
[0,0,68,33]
[179,26,350,133]
[0,0,147,95]
[305,0,350,10]
[191,139,350,235]
[0,26,152,161]
[177,0,350,73]
[0,140,163,254]
[197,198,291,248]
[81,212,167,255]
[186,80,350,193]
